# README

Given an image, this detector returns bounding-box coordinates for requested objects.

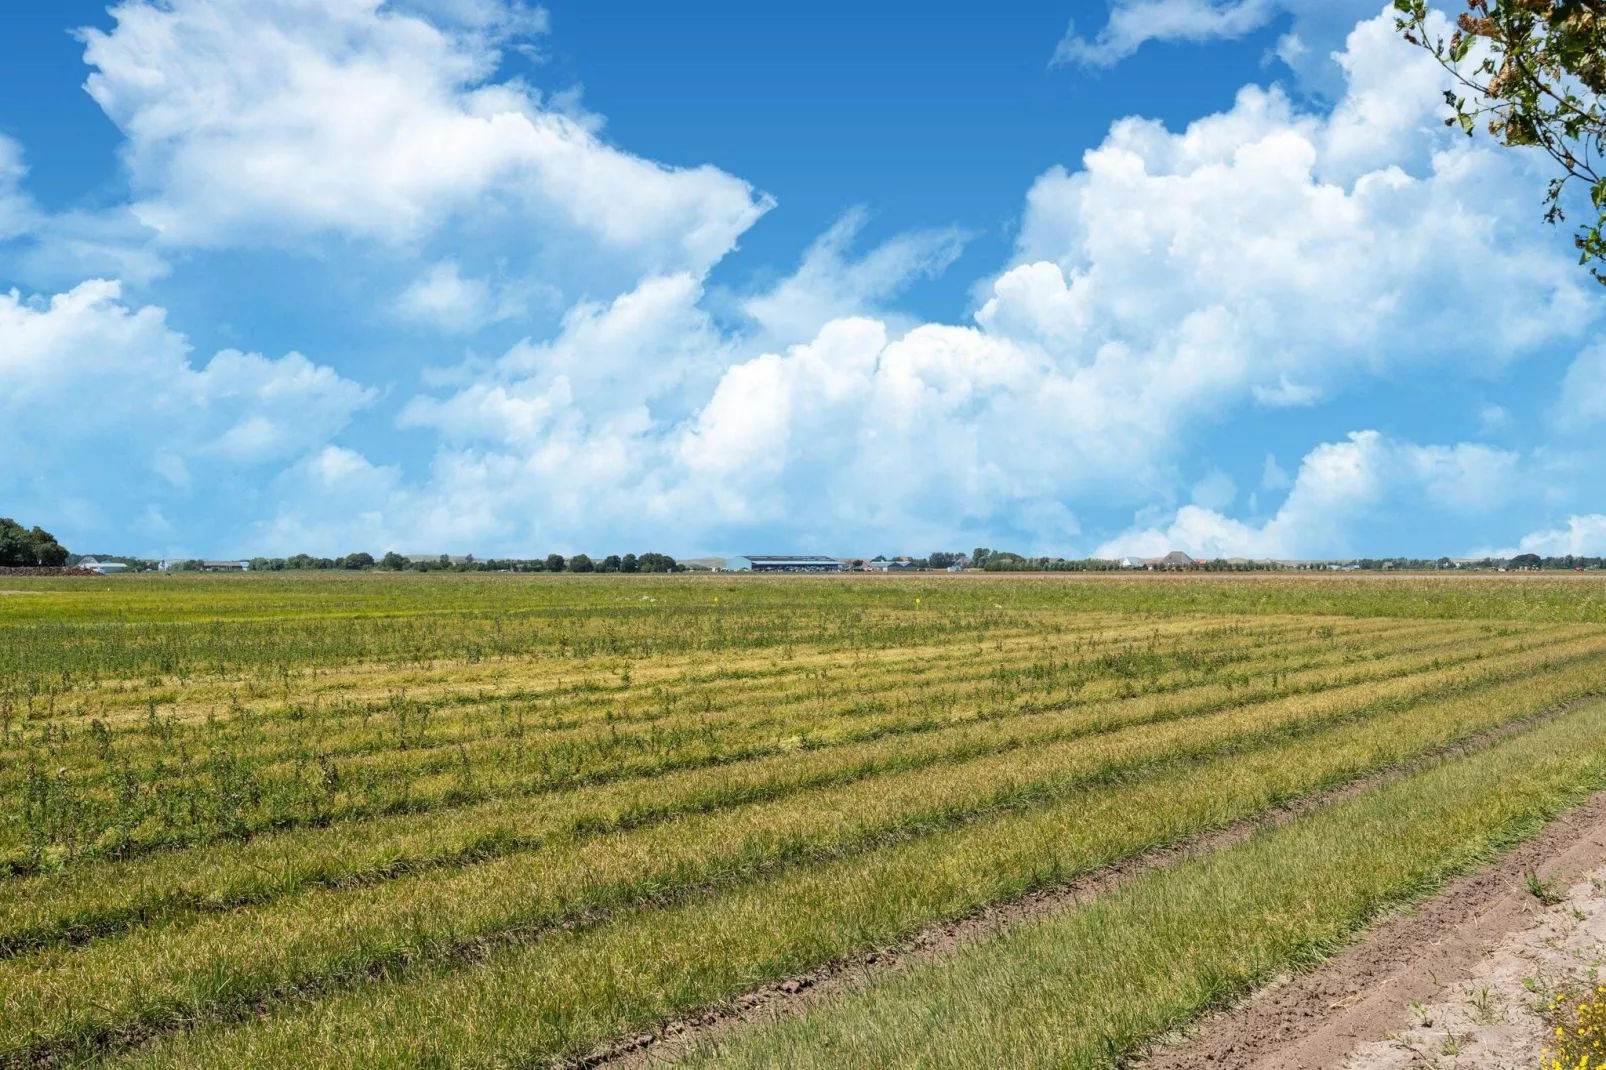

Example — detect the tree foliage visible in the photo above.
[1396,0,1606,283]
[0,519,69,567]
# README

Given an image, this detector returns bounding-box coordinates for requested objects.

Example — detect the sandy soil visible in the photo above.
[1145,794,1606,1070]
[1330,868,1606,1070]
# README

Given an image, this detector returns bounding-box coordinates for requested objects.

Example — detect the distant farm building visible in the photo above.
[77,557,126,574]
[1150,551,1201,569]
[202,561,247,572]
[728,556,845,573]
[864,558,919,572]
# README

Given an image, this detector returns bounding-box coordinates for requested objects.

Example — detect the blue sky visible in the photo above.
[1,0,1602,561]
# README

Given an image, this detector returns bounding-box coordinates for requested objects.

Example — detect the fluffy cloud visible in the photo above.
[671,11,1590,537]
[0,280,372,550]
[1052,0,1390,89]
[1555,342,1606,429]
[1495,515,1606,558]
[739,209,970,346]
[402,271,731,440]
[250,8,1601,557]
[80,0,768,277]
[394,260,554,332]
[1004,53,1592,384]
[0,137,37,242]
[1096,432,1524,559]
[9,3,1603,559]
[1054,0,1283,68]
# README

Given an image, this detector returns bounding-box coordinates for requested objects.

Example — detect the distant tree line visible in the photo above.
[245,551,682,573]
[0,518,68,567]
[968,551,1606,573]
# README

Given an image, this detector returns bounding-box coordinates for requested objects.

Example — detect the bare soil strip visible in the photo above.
[1139,793,1606,1070]
[574,698,1605,1069]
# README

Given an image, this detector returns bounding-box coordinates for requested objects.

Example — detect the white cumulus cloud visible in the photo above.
[0,280,373,551]
[1492,515,1606,558]
[1555,342,1606,429]
[80,0,769,279]
[1054,0,1282,68]
[0,136,37,242]
[1096,431,1524,559]
[739,208,970,346]
[256,8,1602,557]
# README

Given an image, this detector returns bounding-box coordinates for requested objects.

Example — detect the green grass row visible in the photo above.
[0,622,1580,941]
[90,678,1606,1068]
[1,618,1507,871]
[4,571,1605,628]
[0,613,1342,781]
[692,699,1606,1067]
[4,571,1606,691]
[7,652,1602,1066]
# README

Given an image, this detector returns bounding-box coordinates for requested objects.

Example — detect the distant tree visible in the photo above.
[0,520,32,566]
[601,554,622,572]
[971,547,993,568]
[1396,0,1605,284]
[0,518,69,567]
[929,551,957,569]
[341,552,375,570]
[569,553,595,573]
[545,553,566,573]
[620,553,639,573]
[871,554,888,562]
[1511,552,1543,569]
[638,552,678,573]
[983,552,1026,571]
[380,551,410,571]
[29,527,67,567]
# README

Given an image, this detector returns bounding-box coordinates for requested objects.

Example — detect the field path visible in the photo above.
[582,699,1605,1069]
[1138,790,1606,1070]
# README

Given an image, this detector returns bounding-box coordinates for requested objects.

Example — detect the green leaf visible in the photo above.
[1458,111,1476,135]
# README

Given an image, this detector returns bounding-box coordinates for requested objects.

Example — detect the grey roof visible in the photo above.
[738,556,842,563]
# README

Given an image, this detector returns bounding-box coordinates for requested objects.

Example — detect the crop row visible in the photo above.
[0,620,1565,870]
[0,618,1532,952]
[4,571,1605,630]
[3,648,1604,1066]
[86,674,1606,1069]
[0,613,1340,769]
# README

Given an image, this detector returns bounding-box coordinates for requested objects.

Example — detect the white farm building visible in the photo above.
[727,556,845,573]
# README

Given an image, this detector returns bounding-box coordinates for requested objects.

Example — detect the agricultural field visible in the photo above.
[2,571,1606,1068]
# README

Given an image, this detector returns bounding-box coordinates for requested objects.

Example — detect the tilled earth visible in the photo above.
[1142,792,1606,1070]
